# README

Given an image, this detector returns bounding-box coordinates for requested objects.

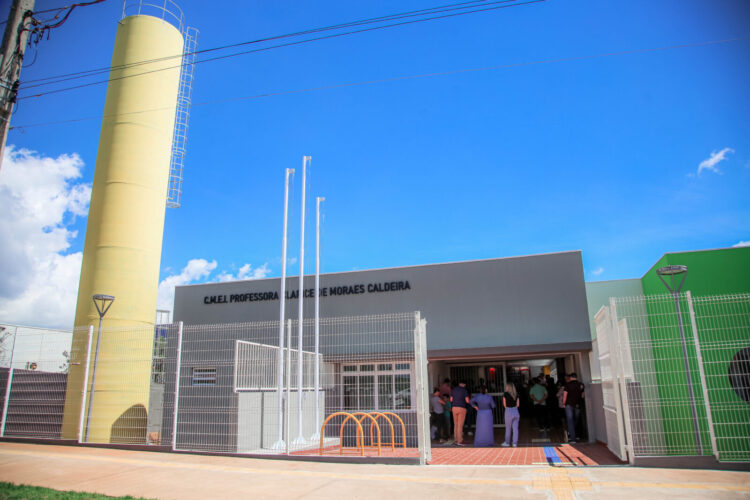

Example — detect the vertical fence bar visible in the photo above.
[412,312,429,465]
[285,319,292,456]
[419,317,430,464]
[686,291,719,460]
[611,298,635,464]
[670,292,703,455]
[77,327,94,443]
[0,327,18,437]
[171,321,184,451]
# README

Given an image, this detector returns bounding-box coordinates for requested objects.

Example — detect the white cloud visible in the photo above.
[217,263,271,282]
[0,146,91,329]
[698,147,734,175]
[591,267,604,277]
[157,260,271,312]
[733,240,750,248]
[157,258,217,311]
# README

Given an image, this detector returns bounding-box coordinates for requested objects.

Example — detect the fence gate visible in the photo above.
[594,305,628,461]
[602,292,750,463]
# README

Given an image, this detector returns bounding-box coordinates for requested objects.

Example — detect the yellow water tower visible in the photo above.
[62,3,192,442]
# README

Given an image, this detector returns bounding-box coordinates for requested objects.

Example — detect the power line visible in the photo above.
[21,0,496,88]
[17,0,544,100]
[0,3,84,26]
[9,37,742,131]
[20,0,522,89]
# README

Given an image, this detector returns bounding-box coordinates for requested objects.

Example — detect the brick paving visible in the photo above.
[296,445,420,457]
[429,442,625,466]
[295,442,622,466]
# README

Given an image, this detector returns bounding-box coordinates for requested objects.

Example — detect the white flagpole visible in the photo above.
[294,155,310,446]
[272,167,293,450]
[311,196,325,440]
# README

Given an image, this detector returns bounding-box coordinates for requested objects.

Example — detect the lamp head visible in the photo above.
[656,265,688,294]
[656,265,688,276]
[92,294,115,319]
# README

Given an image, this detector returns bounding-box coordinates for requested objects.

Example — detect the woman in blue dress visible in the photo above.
[470,386,496,447]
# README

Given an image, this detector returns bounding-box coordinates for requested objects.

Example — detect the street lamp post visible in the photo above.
[656,265,703,455]
[84,293,115,442]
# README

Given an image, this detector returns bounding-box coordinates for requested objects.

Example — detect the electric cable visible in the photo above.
[8,37,741,131]
[20,0,496,87]
[17,0,543,100]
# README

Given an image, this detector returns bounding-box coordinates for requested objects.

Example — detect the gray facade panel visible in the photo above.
[174,252,590,352]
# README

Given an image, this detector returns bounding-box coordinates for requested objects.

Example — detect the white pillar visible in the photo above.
[171,321,184,451]
[0,327,19,437]
[294,156,310,446]
[272,167,294,451]
[285,319,292,456]
[77,327,94,443]
[311,196,324,440]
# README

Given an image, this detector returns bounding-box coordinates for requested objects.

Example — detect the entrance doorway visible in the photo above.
[449,363,506,427]
[435,355,587,446]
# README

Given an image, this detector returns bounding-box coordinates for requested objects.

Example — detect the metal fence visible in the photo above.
[597,293,750,463]
[0,312,430,463]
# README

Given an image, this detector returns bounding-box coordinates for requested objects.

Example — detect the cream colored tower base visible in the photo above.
[62,15,184,442]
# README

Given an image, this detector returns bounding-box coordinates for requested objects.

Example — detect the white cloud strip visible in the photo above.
[157,261,271,312]
[217,263,271,283]
[591,267,604,277]
[0,146,91,329]
[733,240,750,248]
[698,147,734,175]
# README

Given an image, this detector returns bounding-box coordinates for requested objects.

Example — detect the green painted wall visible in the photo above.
[642,247,750,297]
[640,247,750,458]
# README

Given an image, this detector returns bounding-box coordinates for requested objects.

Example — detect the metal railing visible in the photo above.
[599,293,750,463]
[0,313,429,463]
[122,0,185,32]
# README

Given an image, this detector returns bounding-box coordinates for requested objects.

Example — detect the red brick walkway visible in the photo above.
[296,442,622,466]
[428,443,625,466]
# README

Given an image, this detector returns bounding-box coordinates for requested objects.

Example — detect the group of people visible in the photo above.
[430,379,494,446]
[429,373,585,448]
[526,372,586,444]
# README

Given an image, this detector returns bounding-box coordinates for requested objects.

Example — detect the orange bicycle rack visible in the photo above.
[366,412,395,451]
[351,412,382,456]
[319,411,406,456]
[319,412,365,456]
[377,412,406,448]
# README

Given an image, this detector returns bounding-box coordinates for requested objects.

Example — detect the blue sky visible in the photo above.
[1,0,749,326]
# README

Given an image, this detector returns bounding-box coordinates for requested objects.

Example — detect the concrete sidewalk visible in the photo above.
[0,442,749,499]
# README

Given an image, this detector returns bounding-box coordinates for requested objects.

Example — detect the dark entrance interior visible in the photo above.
[435,356,588,446]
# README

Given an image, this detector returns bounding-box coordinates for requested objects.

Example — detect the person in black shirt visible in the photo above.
[501,382,520,447]
[563,372,585,443]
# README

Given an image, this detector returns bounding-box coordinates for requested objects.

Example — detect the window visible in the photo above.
[341,362,413,411]
[192,367,217,386]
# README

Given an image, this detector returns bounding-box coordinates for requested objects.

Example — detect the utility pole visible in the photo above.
[0,0,35,171]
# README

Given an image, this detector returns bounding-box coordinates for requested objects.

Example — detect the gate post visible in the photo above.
[0,327,18,437]
[610,298,635,464]
[171,321,184,451]
[413,312,430,465]
[77,327,94,443]
[686,291,719,460]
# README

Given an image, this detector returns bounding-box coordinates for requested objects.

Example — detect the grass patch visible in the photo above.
[0,482,152,500]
